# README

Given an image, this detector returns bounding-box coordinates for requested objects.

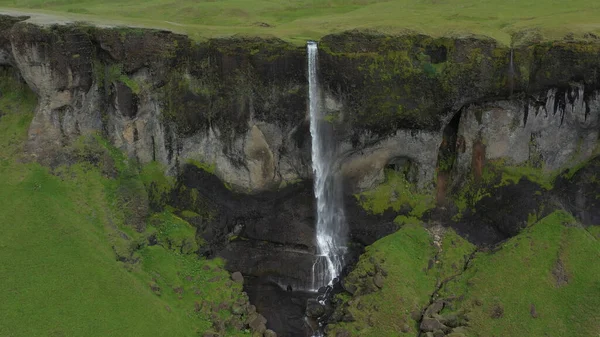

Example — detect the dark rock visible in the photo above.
[552,258,569,287]
[231,271,244,284]
[490,304,504,319]
[433,329,445,337]
[231,303,245,315]
[425,300,445,317]
[342,280,358,295]
[249,315,267,334]
[420,317,449,332]
[263,329,277,337]
[436,313,462,328]
[530,304,538,318]
[306,299,326,318]
[335,329,351,337]
[373,273,385,288]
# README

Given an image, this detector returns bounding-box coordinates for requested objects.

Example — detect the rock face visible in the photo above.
[453,87,600,185]
[1,16,599,195]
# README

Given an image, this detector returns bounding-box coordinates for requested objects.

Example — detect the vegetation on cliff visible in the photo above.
[0,70,252,336]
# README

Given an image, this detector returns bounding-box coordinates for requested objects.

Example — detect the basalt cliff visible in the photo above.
[1,14,599,337]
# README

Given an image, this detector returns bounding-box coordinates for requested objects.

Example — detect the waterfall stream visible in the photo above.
[307,41,347,292]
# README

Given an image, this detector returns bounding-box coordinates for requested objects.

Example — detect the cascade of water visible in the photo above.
[307,41,347,292]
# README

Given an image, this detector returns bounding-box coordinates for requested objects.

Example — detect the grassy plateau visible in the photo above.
[0,0,599,44]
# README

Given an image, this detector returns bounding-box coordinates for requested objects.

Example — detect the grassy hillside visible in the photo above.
[0,70,249,336]
[1,0,599,44]
[328,211,600,337]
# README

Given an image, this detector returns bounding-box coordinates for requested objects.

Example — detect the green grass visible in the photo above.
[0,70,247,336]
[440,211,600,337]
[331,209,599,337]
[355,169,435,218]
[329,223,475,336]
[1,0,600,44]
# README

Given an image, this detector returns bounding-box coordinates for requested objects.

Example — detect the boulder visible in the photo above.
[231,271,244,284]
[373,273,385,288]
[263,329,277,337]
[424,300,444,317]
[420,317,449,332]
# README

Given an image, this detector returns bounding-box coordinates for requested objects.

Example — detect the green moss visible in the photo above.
[330,222,437,336]
[188,159,216,174]
[148,211,200,254]
[355,169,435,218]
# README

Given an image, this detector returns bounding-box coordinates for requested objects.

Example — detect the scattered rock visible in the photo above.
[425,300,444,317]
[231,303,245,315]
[249,315,267,334]
[420,317,449,332]
[552,257,569,287]
[231,271,244,284]
[149,282,161,295]
[435,313,462,328]
[263,329,277,337]
[306,299,326,318]
[490,304,504,319]
[433,329,445,337]
[335,329,351,337]
[530,303,538,318]
[165,305,171,312]
[373,273,385,288]
[342,279,358,294]
[446,333,467,337]
[411,310,422,321]
[401,323,410,333]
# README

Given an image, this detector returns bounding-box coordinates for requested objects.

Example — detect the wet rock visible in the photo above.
[433,329,445,337]
[306,299,326,318]
[263,329,277,337]
[231,271,244,284]
[420,317,449,332]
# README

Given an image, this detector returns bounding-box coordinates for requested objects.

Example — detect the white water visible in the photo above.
[307,41,347,291]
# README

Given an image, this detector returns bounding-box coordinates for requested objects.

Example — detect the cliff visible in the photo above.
[1,15,598,195]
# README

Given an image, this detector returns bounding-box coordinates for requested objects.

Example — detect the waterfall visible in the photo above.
[307,41,347,291]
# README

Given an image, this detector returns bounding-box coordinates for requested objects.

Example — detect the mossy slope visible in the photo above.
[0,69,250,336]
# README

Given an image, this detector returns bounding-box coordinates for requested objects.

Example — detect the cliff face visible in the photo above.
[1,16,599,195]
